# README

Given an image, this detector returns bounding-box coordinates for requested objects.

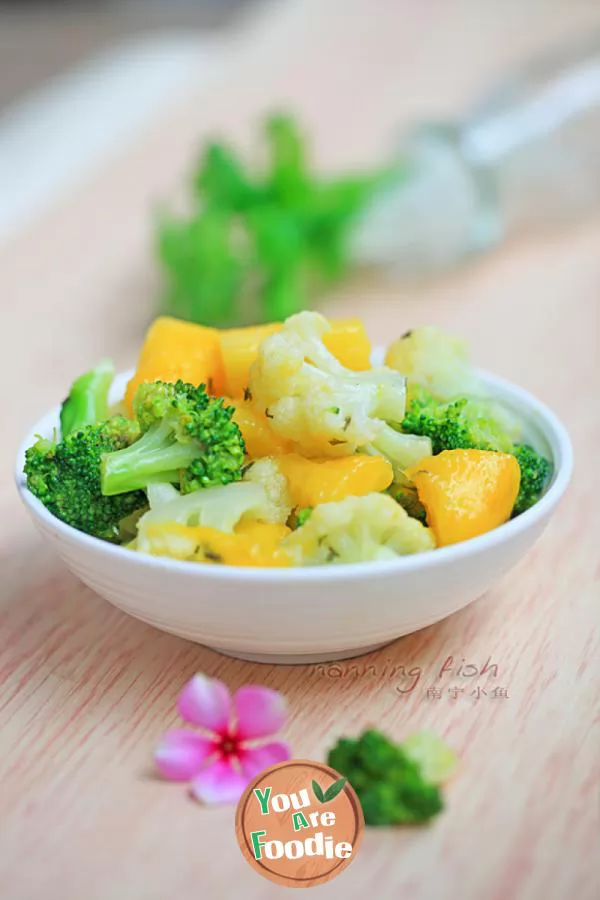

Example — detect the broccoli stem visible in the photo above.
[101,419,201,496]
[60,359,114,437]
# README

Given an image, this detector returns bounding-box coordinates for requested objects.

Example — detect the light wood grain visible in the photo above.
[1,2,599,898]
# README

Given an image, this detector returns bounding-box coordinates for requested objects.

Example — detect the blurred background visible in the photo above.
[0,0,253,110]
[1,0,600,395]
[3,0,600,327]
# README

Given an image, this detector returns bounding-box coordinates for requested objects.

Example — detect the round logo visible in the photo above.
[235,759,364,888]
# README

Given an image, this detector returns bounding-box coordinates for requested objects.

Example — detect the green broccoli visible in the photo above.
[512,443,551,516]
[24,418,146,542]
[401,390,516,455]
[401,390,551,514]
[327,730,444,826]
[59,359,114,437]
[100,380,246,497]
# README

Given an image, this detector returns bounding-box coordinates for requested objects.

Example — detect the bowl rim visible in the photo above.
[15,366,573,582]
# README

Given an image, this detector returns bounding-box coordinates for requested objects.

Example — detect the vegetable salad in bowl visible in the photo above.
[23,314,551,568]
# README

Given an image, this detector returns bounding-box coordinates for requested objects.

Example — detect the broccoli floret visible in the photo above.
[512,444,551,516]
[327,730,444,826]
[401,392,551,514]
[100,380,245,497]
[24,418,146,542]
[249,311,432,476]
[401,391,517,455]
[59,359,114,437]
[281,493,435,565]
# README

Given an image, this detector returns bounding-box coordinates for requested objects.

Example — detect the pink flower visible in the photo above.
[154,674,291,804]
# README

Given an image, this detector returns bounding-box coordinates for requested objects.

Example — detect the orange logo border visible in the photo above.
[235,758,365,888]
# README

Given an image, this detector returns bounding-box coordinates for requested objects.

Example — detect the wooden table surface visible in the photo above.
[1,2,598,898]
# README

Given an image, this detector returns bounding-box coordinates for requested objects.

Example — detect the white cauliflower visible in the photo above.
[249,311,432,476]
[281,493,435,565]
[385,326,486,401]
[137,481,262,543]
[385,326,524,440]
[135,460,292,555]
[242,457,292,525]
[146,483,180,508]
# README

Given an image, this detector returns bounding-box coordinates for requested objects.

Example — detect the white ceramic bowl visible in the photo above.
[15,366,572,665]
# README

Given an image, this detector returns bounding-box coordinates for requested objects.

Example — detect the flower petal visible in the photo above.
[154,729,218,781]
[233,685,288,740]
[190,758,248,805]
[177,674,232,734]
[238,741,292,780]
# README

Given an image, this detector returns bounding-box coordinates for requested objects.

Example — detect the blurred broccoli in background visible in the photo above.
[157,113,389,327]
[327,729,455,826]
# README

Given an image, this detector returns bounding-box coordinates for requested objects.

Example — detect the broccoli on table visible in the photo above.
[327,729,444,826]
[249,311,432,475]
[59,359,115,437]
[24,418,146,542]
[401,390,551,516]
[100,380,246,497]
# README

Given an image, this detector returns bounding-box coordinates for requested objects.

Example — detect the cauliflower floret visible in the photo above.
[281,493,435,565]
[136,481,272,554]
[249,311,432,476]
[135,461,292,555]
[385,326,487,401]
[146,482,180,508]
[243,457,292,525]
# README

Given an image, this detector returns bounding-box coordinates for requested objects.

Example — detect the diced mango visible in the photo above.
[231,521,291,566]
[276,453,394,508]
[219,324,282,399]
[224,398,292,459]
[124,317,226,414]
[219,317,372,398]
[406,449,521,547]
[323,318,372,371]
[141,520,291,567]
